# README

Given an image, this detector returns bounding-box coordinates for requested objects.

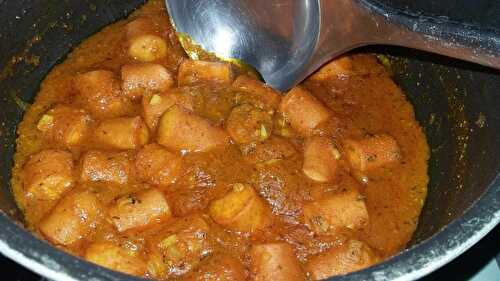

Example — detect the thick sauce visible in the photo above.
[11,1,429,280]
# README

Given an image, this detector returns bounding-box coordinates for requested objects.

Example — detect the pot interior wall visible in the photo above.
[0,0,499,261]
[377,48,500,245]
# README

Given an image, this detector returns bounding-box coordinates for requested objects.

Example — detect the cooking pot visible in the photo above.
[0,0,498,280]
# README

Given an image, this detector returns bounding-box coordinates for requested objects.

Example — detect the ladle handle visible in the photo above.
[362,0,500,69]
[313,0,500,71]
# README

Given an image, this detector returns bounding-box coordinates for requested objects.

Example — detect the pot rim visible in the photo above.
[0,173,498,281]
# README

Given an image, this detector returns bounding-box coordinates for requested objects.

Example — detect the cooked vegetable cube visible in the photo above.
[125,17,167,63]
[310,56,353,80]
[121,63,174,100]
[178,60,233,86]
[250,243,305,281]
[108,188,172,232]
[85,242,147,276]
[303,189,369,234]
[305,240,379,279]
[182,253,247,281]
[37,104,93,148]
[22,149,74,201]
[147,215,212,279]
[209,183,271,233]
[279,86,331,136]
[94,116,150,150]
[302,136,341,182]
[135,143,182,187]
[74,70,134,119]
[128,34,168,62]
[80,150,133,185]
[343,134,401,172]
[39,190,103,246]
[226,104,273,144]
[233,75,282,110]
[141,90,194,130]
[157,105,230,153]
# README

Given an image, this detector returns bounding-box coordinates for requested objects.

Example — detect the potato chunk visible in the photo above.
[302,136,340,182]
[250,243,305,281]
[37,104,93,148]
[94,116,149,150]
[147,215,212,279]
[80,150,133,185]
[177,60,233,86]
[142,90,194,131]
[39,191,103,246]
[128,34,167,62]
[305,240,379,279]
[233,75,282,110]
[108,188,172,232]
[303,189,368,234]
[310,56,353,80]
[182,254,247,281]
[85,242,147,276]
[209,183,271,233]
[226,104,273,144]
[279,86,331,136]
[125,17,168,62]
[157,105,230,153]
[135,143,182,187]
[74,70,134,119]
[22,149,74,201]
[121,63,174,100]
[343,134,401,172]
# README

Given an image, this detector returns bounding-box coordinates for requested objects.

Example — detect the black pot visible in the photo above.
[0,1,498,280]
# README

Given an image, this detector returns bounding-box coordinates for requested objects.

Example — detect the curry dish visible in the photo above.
[11,1,429,280]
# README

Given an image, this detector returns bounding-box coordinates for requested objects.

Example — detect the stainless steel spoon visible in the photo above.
[165,0,500,91]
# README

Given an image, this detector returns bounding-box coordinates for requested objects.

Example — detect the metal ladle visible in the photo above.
[166,0,500,91]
